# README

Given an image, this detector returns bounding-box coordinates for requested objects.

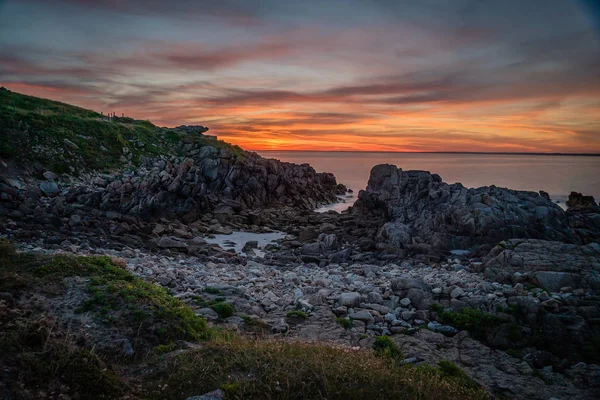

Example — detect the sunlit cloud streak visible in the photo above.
[1,0,599,152]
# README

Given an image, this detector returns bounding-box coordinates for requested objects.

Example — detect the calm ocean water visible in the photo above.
[258,152,600,211]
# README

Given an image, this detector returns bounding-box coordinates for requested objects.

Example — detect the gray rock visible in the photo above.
[39,181,59,197]
[349,310,375,324]
[400,297,411,307]
[450,287,464,299]
[531,271,582,292]
[339,292,361,307]
[318,233,337,249]
[68,214,82,227]
[63,138,79,149]
[367,291,383,304]
[158,236,188,249]
[43,171,58,181]
[355,165,575,251]
[271,318,289,334]
[185,389,225,400]
[196,308,219,320]
[427,321,458,336]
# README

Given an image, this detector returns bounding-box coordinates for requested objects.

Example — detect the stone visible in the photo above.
[63,138,79,149]
[349,310,375,324]
[271,318,289,334]
[158,236,187,249]
[427,321,458,336]
[367,291,383,304]
[318,233,337,249]
[400,297,411,307]
[339,292,361,307]
[450,287,464,299]
[196,308,219,320]
[243,240,259,252]
[401,310,415,321]
[43,171,57,181]
[39,181,59,197]
[156,275,172,286]
[531,271,582,292]
[355,165,576,251]
[152,224,166,235]
[185,389,225,400]
[68,215,82,227]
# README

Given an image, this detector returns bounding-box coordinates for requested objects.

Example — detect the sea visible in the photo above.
[257,152,600,212]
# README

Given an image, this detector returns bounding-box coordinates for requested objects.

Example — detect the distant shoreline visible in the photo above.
[255,150,600,156]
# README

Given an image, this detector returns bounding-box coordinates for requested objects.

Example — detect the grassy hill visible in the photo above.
[0,87,243,175]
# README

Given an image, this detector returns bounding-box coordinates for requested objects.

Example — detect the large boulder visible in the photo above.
[354,165,579,251]
[483,239,600,292]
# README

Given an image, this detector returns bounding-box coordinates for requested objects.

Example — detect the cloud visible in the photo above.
[1,0,599,153]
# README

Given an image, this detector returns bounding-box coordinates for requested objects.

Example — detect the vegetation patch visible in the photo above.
[141,338,488,400]
[286,310,308,319]
[203,286,223,295]
[372,335,402,360]
[432,306,503,340]
[209,302,235,319]
[0,307,125,399]
[0,87,246,174]
[336,317,353,329]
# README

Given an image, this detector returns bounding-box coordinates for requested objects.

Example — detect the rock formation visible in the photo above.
[353,164,592,252]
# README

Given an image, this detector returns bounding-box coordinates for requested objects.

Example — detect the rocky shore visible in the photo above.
[1,90,599,399]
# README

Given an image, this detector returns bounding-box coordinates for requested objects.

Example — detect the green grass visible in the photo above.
[336,317,353,329]
[203,287,224,295]
[431,305,503,340]
[0,87,246,174]
[372,335,402,360]
[209,302,235,319]
[286,310,308,319]
[1,247,209,350]
[142,338,489,400]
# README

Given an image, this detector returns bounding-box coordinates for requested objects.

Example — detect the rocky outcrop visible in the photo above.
[65,146,345,221]
[0,144,346,234]
[353,164,579,252]
[567,191,600,211]
[482,239,600,292]
[567,192,600,244]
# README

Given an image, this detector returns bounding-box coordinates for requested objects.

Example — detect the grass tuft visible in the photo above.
[372,335,402,360]
[336,317,353,329]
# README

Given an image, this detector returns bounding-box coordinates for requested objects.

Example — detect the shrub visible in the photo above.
[210,302,234,319]
[434,307,503,340]
[336,317,353,329]
[373,335,402,360]
[203,287,223,295]
[286,310,308,319]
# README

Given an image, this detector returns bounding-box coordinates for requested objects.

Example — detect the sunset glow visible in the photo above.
[1,0,599,152]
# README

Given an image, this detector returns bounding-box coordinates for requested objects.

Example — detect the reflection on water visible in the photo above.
[260,152,600,209]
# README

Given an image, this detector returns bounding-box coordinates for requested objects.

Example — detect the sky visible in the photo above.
[1,0,600,153]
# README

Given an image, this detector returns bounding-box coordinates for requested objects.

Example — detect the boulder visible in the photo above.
[354,165,577,251]
[339,292,361,307]
[39,181,59,197]
[530,271,582,292]
[349,310,375,324]
[157,236,188,249]
[483,239,600,291]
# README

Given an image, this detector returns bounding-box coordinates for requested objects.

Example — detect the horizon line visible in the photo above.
[252,150,600,156]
